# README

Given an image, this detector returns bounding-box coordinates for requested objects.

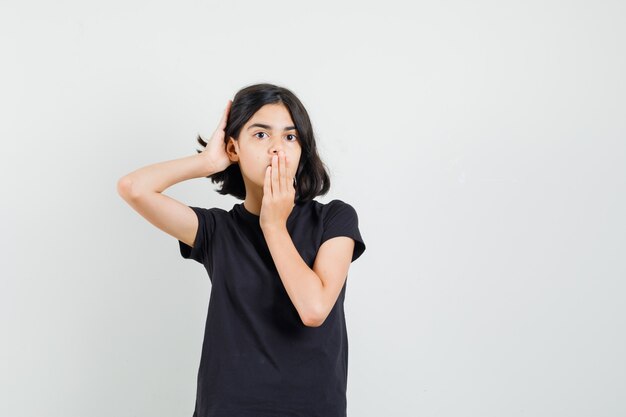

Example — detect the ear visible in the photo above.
[225,137,239,163]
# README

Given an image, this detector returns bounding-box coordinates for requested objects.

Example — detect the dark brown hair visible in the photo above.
[196,83,330,202]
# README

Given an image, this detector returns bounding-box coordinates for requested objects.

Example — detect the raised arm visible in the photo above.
[117,100,233,247]
[117,153,223,247]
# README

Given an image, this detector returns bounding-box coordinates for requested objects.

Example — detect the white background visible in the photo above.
[2,0,624,416]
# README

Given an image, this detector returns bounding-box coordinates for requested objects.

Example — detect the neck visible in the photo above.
[242,182,263,216]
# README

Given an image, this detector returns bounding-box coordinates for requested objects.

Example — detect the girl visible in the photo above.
[117,83,366,417]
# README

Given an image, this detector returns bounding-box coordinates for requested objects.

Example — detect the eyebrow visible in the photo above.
[247,123,297,132]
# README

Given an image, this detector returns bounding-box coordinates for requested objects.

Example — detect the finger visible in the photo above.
[286,156,295,193]
[287,158,298,195]
[219,100,231,129]
[279,151,287,193]
[264,165,272,196]
[271,154,279,194]
[289,159,295,191]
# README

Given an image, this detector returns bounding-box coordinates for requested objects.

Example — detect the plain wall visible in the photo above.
[1,0,624,416]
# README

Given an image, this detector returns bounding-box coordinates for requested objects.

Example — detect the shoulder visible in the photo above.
[190,205,229,218]
[188,206,230,229]
[306,199,361,229]
[320,199,359,218]
[307,198,356,211]
[191,206,228,213]
[316,199,366,262]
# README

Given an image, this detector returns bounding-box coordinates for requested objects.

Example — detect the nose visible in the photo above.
[269,144,283,157]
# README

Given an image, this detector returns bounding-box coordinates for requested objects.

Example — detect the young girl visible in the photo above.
[117,83,366,417]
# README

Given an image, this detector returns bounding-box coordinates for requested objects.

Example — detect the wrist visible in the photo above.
[198,153,223,176]
[261,222,288,235]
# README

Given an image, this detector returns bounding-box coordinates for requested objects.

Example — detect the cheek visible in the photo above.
[289,154,301,171]
[238,155,264,178]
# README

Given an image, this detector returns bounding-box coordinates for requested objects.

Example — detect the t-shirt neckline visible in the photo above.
[240,202,260,219]
[237,201,305,225]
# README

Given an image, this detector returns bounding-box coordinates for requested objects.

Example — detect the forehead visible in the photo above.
[246,103,294,127]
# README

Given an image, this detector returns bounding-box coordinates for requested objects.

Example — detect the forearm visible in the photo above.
[262,225,324,326]
[119,153,216,195]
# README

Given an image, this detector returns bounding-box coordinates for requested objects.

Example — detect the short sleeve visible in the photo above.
[320,200,366,263]
[178,206,217,265]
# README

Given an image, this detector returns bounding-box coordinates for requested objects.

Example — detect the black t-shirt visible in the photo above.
[178,198,366,417]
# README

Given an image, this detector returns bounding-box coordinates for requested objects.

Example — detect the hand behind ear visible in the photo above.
[201,99,234,173]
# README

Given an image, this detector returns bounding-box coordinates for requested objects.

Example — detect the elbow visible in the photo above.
[302,306,327,328]
[303,316,322,328]
[117,176,133,199]
[117,176,143,201]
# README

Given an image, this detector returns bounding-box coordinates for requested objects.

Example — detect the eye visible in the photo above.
[254,132,298,142]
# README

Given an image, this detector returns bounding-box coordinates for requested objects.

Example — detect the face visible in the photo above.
[228,103,302,190]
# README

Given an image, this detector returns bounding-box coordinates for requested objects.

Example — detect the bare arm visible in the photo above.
[116,100,233,247]
[116,153,224,248]
[117,152,216,196]
[263,225,355,327]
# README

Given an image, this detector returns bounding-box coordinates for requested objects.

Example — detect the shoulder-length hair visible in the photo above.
[196,83,330,202]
